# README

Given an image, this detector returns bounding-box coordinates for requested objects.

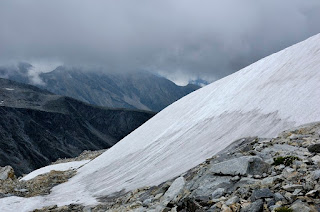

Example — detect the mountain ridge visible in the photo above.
[0,78,154,176]
[0,66,200,111]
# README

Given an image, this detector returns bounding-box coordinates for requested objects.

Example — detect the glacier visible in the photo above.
[1,34,320,211]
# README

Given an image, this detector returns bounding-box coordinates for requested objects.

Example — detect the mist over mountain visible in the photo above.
[0,78,154,176]
[0,65,200,112]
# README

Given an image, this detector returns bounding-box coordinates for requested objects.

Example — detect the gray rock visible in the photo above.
[265,198,276,207]
[238,187,250,197]
[285,192,293,203]
[311,155,320,164]
[306,190,318,197]
[207,204,220,212]
[240,199,263,212]
[290,134,308,140]
[209,156,270,176]
[142,198,152,206]
[282,184,303,192]
[211,188,226,199]
[225,196,240,206]
[261,144,298,154]
[228,177,260,194]
[290,201,311,212]
[190,175,232,197]
[269,205,281,211]
[307,143,320,153]
[0,166,15,180]
[158,176,185,208]
[311,170,320,180]
[250,188,274,201]
[292,189,302,196]
[261,177,274,185]
[194,195,210,202]
[82,206,92,212]
[274,192,285,201]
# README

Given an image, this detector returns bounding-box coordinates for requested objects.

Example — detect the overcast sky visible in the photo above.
[1,0,320,84]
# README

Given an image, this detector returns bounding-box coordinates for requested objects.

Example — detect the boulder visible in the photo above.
[0,166,15,180]
[240,199,263,212]
[274,192,285,201]
[260,177,275,186]
[306,190,318,197]
[250,188,274,201]
[307,143,320,153]
[311,155,320,164]
[157,176,185,210]
[190,175,232,197]
[282,184,303,192]
[209,156,270,176]
[290,201,311,212]
[225,196,240,206]
[311,170,320,180]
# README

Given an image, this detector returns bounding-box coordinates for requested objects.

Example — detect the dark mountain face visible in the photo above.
[0,78,154,176]
[1,64,200,112]
[38,67,200,112]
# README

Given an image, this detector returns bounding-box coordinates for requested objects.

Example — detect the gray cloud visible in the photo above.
[1,0,320,84]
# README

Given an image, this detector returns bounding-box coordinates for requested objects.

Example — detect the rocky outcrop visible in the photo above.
[0,170,76,198]
[308,143,320,153]
[4,122,320,212]
[74,122,319,212]
[0,166,15,180]
[209,156,270,176]
[0,149,104,199]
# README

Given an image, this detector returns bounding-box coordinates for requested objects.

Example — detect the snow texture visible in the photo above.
[1,34,320,211]
[20,160,90,181]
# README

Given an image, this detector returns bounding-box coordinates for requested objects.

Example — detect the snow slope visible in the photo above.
[20,160,90,181]
[1,34,320,211]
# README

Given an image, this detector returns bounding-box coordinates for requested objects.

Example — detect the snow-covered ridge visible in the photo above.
[1,33,320,211]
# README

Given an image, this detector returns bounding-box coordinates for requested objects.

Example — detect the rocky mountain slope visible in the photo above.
[1,33,320,211]
[80,122,320,212]
[0,78,154,176]
[0,65,200,111]
[1,122,320,212]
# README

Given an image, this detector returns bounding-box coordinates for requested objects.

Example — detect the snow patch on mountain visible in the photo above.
[21,160,90,181]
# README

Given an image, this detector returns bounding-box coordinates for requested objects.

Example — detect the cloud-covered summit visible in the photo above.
[1,0,320,84]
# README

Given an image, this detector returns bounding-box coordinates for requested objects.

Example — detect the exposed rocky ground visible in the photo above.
[0,149,105,199]
[0,170,76,198]
[52,149,107,165]
[1,122,320,211]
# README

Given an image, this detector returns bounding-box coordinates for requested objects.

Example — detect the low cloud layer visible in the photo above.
[1,0,320,84]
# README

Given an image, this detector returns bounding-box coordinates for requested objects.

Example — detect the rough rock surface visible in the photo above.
[210,156,270,176]
[0,166,15,180]
[4,122,320,212]
[0,149,103,199]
